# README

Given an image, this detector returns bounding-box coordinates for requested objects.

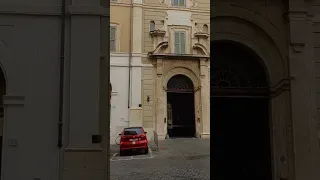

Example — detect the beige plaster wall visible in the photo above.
[110,4,131,53]
[143,10,167,53]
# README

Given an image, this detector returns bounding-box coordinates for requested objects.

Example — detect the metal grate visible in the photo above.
[167,75,194,93]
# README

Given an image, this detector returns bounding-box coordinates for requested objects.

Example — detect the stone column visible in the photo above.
[155,58,165,140]
[200,58,210,138]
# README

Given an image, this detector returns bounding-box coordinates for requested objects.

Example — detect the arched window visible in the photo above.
[203,24,208,33]
[150,21,155,32]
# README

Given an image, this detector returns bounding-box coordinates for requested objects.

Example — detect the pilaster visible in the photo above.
[62,1,108,179]
[68,13,101,147]
[130,0,143,108]
[288,1,318,179]
[200,58,210,138]
[155,58,165,140]
[132,0,143,53]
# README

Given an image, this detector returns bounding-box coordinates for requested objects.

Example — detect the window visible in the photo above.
[124,127,144,135]
[174,31,186,54]
[150,21,155,32]
[203,24,208,33]
[172,0,185,7]
[110,26,117,52]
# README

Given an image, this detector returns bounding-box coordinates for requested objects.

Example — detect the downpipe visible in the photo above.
[128,0,133,109]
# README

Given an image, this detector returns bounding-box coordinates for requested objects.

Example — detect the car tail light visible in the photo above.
[139,135,147,141]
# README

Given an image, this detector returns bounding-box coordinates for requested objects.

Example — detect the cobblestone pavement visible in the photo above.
[110,138,210,180]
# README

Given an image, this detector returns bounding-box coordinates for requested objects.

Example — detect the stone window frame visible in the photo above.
[110,23,121,53]
[169,25,191,54]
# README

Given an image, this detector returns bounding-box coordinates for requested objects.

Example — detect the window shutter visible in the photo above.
[179,0,185,6]
[172,0,178,6]
[110,27,116,40]
[180,32,186,54]
[110,26,116,51]
[174,32,180,54]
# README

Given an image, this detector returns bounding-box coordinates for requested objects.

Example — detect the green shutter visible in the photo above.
[110,27,116,51]
[180,32,186,54]
[179,0,185,6]
[110,27,116,40]
[174,32,180,54]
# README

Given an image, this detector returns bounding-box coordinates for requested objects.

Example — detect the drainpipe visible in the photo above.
[58,0,66,179]
[128,0,133,108]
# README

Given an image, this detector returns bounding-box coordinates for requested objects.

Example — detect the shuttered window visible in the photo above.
[110,26,117,52]
[174,31,186,54]
[172,0,185,7]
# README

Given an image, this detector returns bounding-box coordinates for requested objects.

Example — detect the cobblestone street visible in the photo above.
[110,138,210,180]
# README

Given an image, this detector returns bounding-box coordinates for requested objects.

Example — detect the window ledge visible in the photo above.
[148,53,209,59]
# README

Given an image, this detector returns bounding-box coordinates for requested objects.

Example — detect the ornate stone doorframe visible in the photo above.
[155,57,210,140]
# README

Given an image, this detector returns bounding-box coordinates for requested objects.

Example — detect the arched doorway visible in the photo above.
[0,67,5,177]
[166,74,195,138]
[211,40,272,179]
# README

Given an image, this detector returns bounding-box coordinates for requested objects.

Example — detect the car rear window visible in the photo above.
[124,128,143,135]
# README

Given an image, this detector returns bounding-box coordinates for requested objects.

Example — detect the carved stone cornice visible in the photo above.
[150,30,166,37]
[194,32,209,39]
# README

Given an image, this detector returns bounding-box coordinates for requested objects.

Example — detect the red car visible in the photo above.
[119,127,149,156]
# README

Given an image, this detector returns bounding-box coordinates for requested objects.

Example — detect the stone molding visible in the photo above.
[3,95,25,106]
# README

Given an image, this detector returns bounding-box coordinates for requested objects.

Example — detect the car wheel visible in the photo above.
[120,150,125,156]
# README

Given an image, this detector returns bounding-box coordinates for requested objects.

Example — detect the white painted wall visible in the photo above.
[110,53,143,144]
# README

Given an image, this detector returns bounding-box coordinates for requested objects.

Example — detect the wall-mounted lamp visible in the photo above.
[147,96,150,102]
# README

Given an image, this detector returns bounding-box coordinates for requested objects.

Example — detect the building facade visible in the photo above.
[0,0,110,180]
[211,0,320,180]
[139,0,211,141]
[110,0,210,142]
[110,0,145,144]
